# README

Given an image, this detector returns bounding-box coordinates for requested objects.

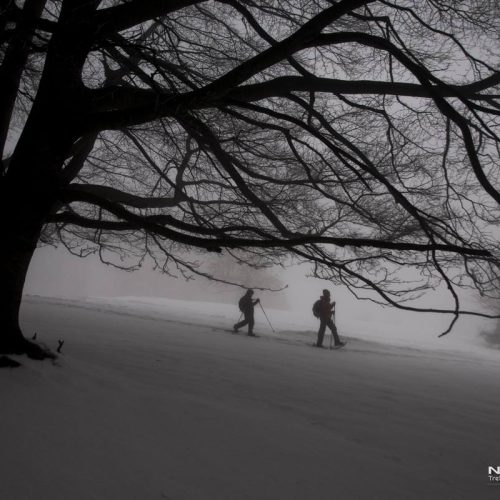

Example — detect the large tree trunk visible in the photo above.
[0,118,74,359]
[0,105,74,359]
[0,232,36,350]
[0,1,99,361]
[0,219,53,359]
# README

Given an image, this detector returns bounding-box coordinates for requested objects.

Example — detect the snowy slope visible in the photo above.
[1,295,499,500]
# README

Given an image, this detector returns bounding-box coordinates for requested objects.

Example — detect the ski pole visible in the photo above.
[329,304,336,349]
[232,312,243,332]
[259,303,276,333]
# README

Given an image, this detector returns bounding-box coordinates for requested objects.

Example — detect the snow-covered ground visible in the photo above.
[2,295,499,500]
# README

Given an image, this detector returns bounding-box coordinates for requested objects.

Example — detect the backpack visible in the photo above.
[238,296,245,312]
[312,300,321,318]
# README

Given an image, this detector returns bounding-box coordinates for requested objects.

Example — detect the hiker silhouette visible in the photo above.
[234,289,260,336]
[314,289,345,348]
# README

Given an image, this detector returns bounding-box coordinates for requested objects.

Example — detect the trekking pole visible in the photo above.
[259,303,276,333]
[329,305,336,349]
[232,312,243,333]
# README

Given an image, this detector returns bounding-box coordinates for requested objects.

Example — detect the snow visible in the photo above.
[1,295,499,499]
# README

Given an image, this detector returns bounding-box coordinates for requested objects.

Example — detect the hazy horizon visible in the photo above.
[24,245,499,350]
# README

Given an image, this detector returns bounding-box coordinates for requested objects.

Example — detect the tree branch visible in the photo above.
[93,0,207,37]
[54,189,493,258]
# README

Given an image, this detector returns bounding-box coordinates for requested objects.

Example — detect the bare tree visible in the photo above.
[2,0,500,358]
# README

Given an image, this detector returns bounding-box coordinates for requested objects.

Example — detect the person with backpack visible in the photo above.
[313,289,345,348]
[234,289,260,336]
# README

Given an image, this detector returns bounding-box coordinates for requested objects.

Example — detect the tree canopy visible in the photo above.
[2,0,500,350]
